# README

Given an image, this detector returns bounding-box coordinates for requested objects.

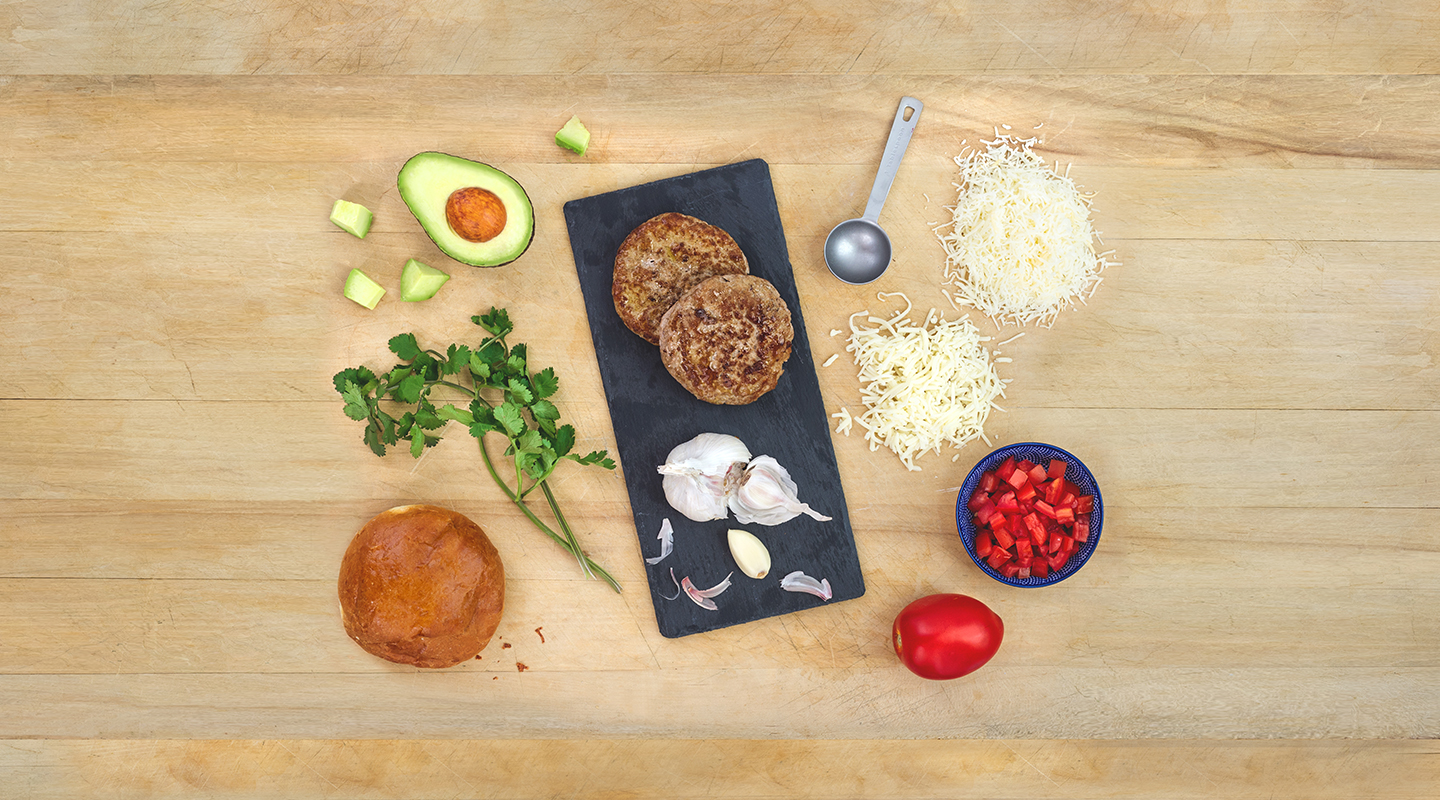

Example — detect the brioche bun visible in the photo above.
[338,505,505,668]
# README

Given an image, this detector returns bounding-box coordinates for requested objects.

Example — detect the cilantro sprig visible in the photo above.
[334,308,620,591]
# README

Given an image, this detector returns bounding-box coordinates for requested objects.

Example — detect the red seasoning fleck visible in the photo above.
[535,626,546,644]
[516,662,529,672]
[502,642,512,649]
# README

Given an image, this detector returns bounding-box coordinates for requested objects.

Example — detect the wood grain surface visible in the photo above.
[2,1,1437,796]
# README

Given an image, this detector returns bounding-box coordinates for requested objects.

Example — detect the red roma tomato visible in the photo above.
[892,594,1003,680]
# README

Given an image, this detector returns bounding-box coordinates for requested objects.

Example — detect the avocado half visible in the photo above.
[397,152,535,267]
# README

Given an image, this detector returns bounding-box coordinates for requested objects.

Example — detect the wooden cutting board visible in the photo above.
[1,2,1438,797]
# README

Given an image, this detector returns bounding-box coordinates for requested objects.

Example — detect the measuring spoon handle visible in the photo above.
[862,96,923,223]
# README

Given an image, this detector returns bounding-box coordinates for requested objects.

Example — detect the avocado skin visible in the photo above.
[397,152,535,268]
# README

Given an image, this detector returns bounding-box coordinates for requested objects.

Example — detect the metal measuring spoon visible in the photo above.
[824,97,923,284]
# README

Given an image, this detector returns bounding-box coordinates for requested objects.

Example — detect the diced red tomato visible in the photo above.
[967,489,988,511]
[992,524,1014,549]
[967,455,1095,579]
[974,502,997,526]
[1032,520,1049,548]
[1044,477,1064,504]
[1005,469,1029,490]
[1023,513,1045,539]
[979,472,998,494]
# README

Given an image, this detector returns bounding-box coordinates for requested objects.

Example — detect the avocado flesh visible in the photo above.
[397,152,534,267]
[400,259,450,301]
[555,116,590,155]
[330,199,373,238]
[343,268,385,309]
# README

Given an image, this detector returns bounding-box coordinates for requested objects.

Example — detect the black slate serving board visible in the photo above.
[563,159,864,638]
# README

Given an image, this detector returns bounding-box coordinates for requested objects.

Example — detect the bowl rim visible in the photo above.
[955,441,1103,588]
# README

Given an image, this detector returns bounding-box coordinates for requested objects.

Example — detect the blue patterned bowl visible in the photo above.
[956,442,1103,588]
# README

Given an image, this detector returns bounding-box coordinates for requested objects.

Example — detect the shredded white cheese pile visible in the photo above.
[937,131,1115,327]
[834,293,1008,471]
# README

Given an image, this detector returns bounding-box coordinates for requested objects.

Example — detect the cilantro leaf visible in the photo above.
[378,411,399,446]
[506,377,534,405]
[364,424,385,456]
[553,424,576,458]
[474,307,514,338]
[395,411,415,439]
[340,381,369,421]
[438,404,474,425]
[474,339,506,370]
[409,426,425,458]
[333,367,376,396]
[529,399,559,422]
[507,343,527,374]
[531,367,559,399]
[444,344,472,376]
[514,429,545,454]
[396,372,425,404]
[414,405,443,430]
[388,333,421,361]
[568,450,616,470]
[493,402,526,437]
[522,449,558,481]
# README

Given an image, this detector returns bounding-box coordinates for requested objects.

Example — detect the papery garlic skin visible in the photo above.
[729,455,833,526]
[658,433,752,522]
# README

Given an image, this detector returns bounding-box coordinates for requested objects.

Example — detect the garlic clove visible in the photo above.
[726,528,772,579]
[729,455,833,526]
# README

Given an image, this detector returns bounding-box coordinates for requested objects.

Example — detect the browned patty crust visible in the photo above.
[658,274,794,405]
[612,212,750,344]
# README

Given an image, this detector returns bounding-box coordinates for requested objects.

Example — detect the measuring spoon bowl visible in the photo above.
[824,218,893,285]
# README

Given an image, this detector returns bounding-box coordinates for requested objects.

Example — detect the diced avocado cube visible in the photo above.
[400,259,451,301]
[330,199,374,238]
[555,115,590,155]
[343,268,385,309]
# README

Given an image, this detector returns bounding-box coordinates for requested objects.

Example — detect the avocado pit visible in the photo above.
[446,187,507,243]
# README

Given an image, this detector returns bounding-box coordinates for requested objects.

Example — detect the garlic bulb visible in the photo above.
[657,433,752,521]
[729,455,833,526]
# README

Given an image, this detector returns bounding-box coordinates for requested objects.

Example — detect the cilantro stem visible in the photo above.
[476,433,621,592]
[539,480,598,582]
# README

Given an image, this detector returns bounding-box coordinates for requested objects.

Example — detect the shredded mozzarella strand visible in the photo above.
[842,293,1008,471]
[937,132,1116,327]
